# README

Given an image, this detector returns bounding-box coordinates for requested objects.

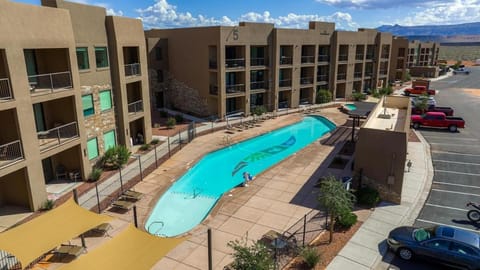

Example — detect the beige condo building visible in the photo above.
[0,0,151,211]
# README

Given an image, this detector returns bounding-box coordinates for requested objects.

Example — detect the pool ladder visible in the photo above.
[148,221,165,236]
[222,135,231,146]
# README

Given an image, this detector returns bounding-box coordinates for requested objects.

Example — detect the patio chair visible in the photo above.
[55,164,68,181]
[88,223,113,237]
[121,190,143,201]
[54,244,85,260]
[112,199,134,210]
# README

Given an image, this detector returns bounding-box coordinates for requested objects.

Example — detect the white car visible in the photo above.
[411,96,436,107]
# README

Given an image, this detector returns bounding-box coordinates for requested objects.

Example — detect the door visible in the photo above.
[24,49,38,85]
[42,158,54,184]
[226,98,236,114]
[33,103,46,132]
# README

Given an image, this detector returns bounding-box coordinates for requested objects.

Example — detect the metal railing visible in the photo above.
[0,250,20,270]
[226,84,245,94]
[317,55,329,62]
[354,72,363,78]
[0,140,23,168]
[124,63,141,77]
[317,75,328,82]
[209,60,217,69]
[250,58,267,66]
[28,71,72,94]
[366,54,374,60]
[299,98,309,104]
[278,101,289,109]
[379,69,388,75]
[250,81,267,90]
[0,78,13,100]
[337,73,346,80]
[301,56,315,64]
[338,54,348,61]
[279,56,292,65]
[128,100,144,114]
[355,53,364,60]
[278,79,292,87]
[38,122,78,151]
[381,53,389,59]
[225,58,245,68]
[364,71,373,77]
[209,85,218,95]
[300,77,313,85]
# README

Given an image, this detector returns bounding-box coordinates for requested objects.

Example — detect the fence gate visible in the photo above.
[188,121,196,142]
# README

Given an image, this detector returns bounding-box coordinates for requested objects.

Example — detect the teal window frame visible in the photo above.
[76,47,89,70]
[87,137,99,160]
[82,94,94,117]
[99,90,112,111]
[103,130,116,151]
[95,47,109,68]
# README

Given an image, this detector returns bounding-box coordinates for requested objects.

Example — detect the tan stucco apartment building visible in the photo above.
[0,0,151,211]
[146,22,395,119]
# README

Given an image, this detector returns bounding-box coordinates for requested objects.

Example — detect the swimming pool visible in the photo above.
[145,116,336,237]
[344,104,357,111]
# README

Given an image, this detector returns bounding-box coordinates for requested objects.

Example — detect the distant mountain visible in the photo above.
[376,22,480,44]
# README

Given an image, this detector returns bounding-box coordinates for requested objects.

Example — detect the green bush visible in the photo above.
[316,89,332,104]
[150,139,160,145]
[139,144,150,151]
[300,246,321,268]
[251,105,267,116]
[337,211,358,229]
[41,199,55,210]
[356,186,380,207]
[166,117,176,129]
[159,110,168,117]
[227,238,274,270]
[174,114,184,123]
[89,167,103,182]
[101,145,131,170]
[351,92,366,101]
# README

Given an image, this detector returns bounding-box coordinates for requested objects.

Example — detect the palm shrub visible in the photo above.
[139,144,150,151]
[251,105,267,116]
[351,92,366,101]
[166,117,176,129]
[227,237,274,270]
[150,139,160,145]
[300,246,321,269]
[316,89,332,104]
[89,167,103,182]
[101,145,131,170]
[41,199,55,210]
[337,211,358,229]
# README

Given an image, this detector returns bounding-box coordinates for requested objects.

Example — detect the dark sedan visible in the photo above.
[387,225,480,270]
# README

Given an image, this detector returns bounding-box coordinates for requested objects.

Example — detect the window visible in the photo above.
[87,137,99,160]
[95,47,109,68]
[424,240,451,251]
[103,130,116,151]
[99,90,112,111]
[76,47,89,70]
[155,47,163,60]
[82,94,94,117]
[157,70,163,83]
[450,242,478,256]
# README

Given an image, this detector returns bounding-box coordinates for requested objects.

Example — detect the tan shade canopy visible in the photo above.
[57,224,186,270]
[0,198,112,267]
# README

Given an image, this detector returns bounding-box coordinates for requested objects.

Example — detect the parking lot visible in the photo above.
[389,66,480,269]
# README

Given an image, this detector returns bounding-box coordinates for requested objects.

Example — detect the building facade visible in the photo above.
[0,0,151,211]
[146,22,394,119]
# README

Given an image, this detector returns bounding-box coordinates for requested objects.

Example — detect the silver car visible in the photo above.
[387,225,480,270]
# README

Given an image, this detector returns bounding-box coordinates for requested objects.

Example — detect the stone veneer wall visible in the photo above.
[82,85,117,163]
[359,175,401,204]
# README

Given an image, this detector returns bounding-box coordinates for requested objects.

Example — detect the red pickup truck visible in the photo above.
[404,86,436,96]
[411,106,454,116]
[411,112,465,132]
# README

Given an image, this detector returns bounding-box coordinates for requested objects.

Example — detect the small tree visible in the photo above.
[227,237,274,270]
[166,117,176,129]
[317,176,356,243]
[316,89,332,104]
[413,94,429,113]
[101,145,131,170]
[251,105,267,116]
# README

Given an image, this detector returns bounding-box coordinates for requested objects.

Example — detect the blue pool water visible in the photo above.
[344,104,357,111]
[145,116,336,237]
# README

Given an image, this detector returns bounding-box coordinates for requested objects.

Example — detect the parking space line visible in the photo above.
[432,151,480,157]
[432,188,480,197]
[425,203,467,212]
[434,160,480,166]
[423,136,478,141]
[430,142,480,147]
[435,170,480,176]
[416,219,479,233]
[434,181,480,189]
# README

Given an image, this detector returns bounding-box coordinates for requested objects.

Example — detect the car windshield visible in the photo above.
[413,227,435,241]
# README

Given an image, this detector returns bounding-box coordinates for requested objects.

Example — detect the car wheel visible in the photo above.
[404,91,410,96]
[398,247,413,261]
[413,122,420,129]
[467,210,480,222]
[449,125,457,132]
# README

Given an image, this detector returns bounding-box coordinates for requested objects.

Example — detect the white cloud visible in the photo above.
[315,0,441,9]
[106,8,123,16]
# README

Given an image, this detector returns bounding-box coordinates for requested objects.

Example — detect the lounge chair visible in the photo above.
[112,199,134,210]
[55,244,85,259]
[88,223,113,237]
[121,190,143,201]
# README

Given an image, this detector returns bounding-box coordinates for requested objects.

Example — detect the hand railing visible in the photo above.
[301,56,315,64]
[124,63,141,77]
[226,84,245,93]
[0,140,23,168]
[279,79,291,87]
[250,81,267,90]
[338,54,348,61]
[38,122,79,151]
[279,56,292,65]
[28,71,72,94]
[225,58,245,68]
[317,55,329,62]
[337,73,346,80]
[128,100,144,113]
[250,58,267,66]
[0,78,12,100]
[300,77,313,85]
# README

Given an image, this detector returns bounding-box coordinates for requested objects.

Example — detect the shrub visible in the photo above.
[174,114,184,123]
[139,144,150,151]
[337,211,358,229]
[150,139,160,145]
[159,110,168,117]
[356,186,380,207]
[227,238,274,270]
[41,199,55,210]
[166,117,176,129]
[316,89,332,104]
[351,92,366,101]
[153,123,161,128]
[89,167,103,182]
[101,145,131,170]
[251,105,267,116]
[300,246,321,268]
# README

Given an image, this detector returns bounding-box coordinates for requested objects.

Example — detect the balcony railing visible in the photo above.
[355,54,364,60]
[124,63,141,77]
[338,55,348,61]
[0,140,23,168]
[300,98,310,104]
[226,84,245,94]
[128,100,144,114]
[300,77,313,85]
[317,75,328,82]
[366,54,374,60]
[251,58,267,66]
[279,56,292,65]
[209,85,218,95]
[28,71,72,94]
[38,122,78,151]
[209,60,217,69]
[354,72,363,78]
[337,73,346,80]
[278,101,289,109]
[301,56,315,64]
[0,78,12,100]
[250,81,267,90]
[379,70,388,75]
[317,55,329,62]
[364,71,373,77]
[279,79,292,87]
[225,59,245,68]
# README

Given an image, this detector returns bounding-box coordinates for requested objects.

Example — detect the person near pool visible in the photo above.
[243,172,254,186]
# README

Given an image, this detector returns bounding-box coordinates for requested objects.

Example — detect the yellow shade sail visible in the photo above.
[57,224,186,270]
[0,198,112,267]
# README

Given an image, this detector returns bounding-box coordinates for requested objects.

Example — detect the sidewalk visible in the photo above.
[326,130,434,270]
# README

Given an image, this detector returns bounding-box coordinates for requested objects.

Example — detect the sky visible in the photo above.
[11,0,480,30]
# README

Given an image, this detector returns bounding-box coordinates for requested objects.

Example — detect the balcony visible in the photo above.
[355,54,364,61]
[250,81,267,90]
[364,72,373,77]
[38,122,79,152]
[209,85,218,95]
[381,54,389,59]
[354,72,362,79]
[300,77,313,85]
[124,63,141,77]
[226,84,245,94]
[317,55,329,62]
[337,73,346,80]
[209,60,217,69]
[279,79,292,88]
[0,140,23,169]
[225,59,245,68]
[366,54,374,60]
[279,56,292,65]
[379,70,388,76]
[128,100,144,114]
[338,55,348,62]
[0,78,12,100]
[317,75,328,83]
[29,71,72,95]
[251,58,267,67]
[301,56,315,64]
